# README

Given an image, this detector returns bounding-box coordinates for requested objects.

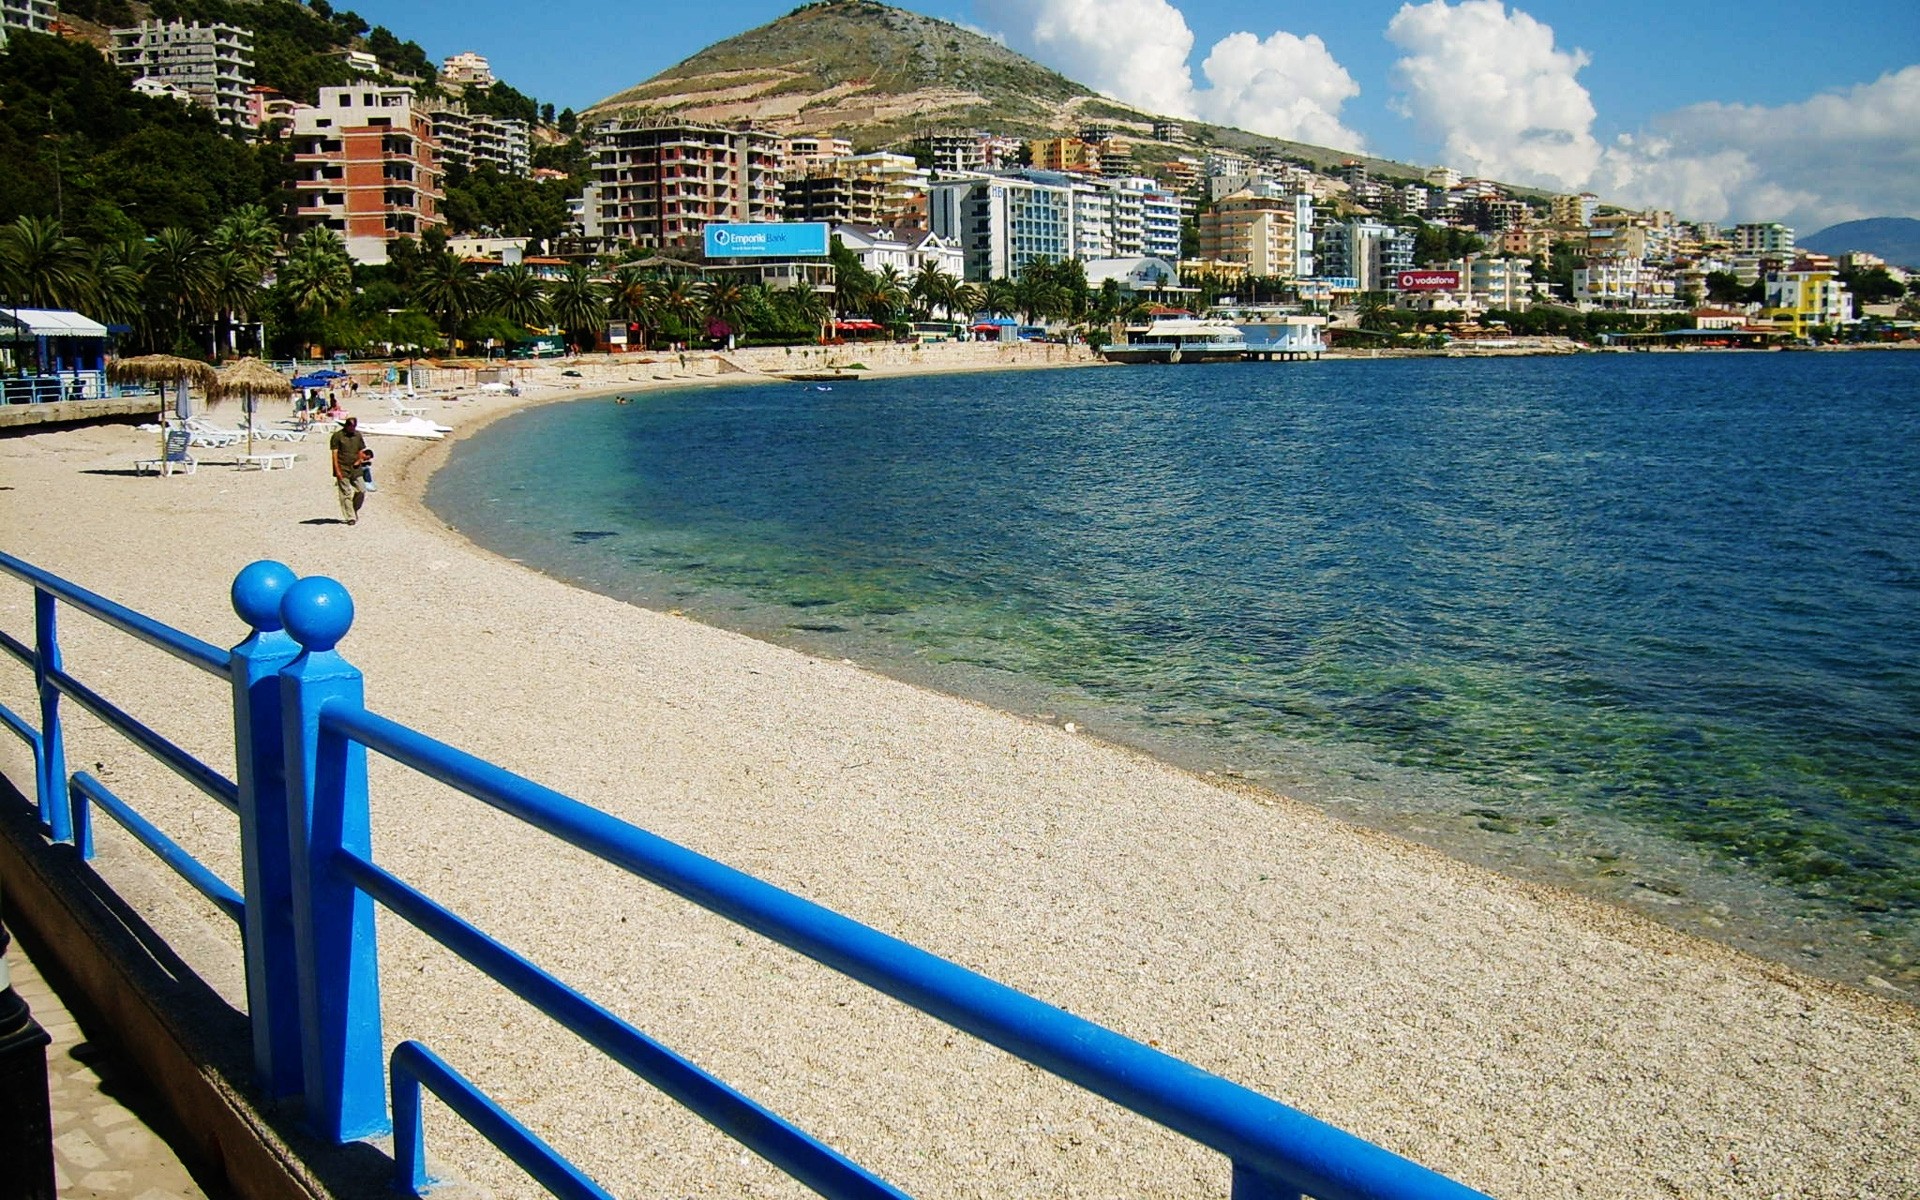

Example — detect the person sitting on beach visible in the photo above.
[329,417,373,525]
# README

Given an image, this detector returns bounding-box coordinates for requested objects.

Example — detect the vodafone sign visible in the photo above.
[1397,270,1461,291]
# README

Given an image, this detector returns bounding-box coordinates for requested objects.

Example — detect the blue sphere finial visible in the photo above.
[232,560,298,632]
[281,576,355,652]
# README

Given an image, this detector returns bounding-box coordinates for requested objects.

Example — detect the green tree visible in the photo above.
[211,204,282,276]
[699,279,750,345]
[277,226,354,348]
[0,215,94,310]
[206,248,264,355]
[483,262,550,329]
[144,226,215,353]
[413,252,477,333]
[547,264,609,348]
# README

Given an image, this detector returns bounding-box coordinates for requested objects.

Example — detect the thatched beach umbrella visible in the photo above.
[107,355,219,457]
[211,357,293,456]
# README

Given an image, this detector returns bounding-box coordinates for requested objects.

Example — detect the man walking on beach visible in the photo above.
[329,416,373,525]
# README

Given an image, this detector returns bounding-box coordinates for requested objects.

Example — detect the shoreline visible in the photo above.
[2,342,1917,1197]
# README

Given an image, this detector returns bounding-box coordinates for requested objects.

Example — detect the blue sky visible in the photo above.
[347,1,1920,230]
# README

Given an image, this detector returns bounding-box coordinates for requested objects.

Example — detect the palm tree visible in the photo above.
[413,252,477,334]
[774,285,830,343]
[953,282,983,323]
[206,248,264,357]
[699,279,751,346]
[90,237,148,338]
[609,266,658,348]
[981,277,1018,320]
[484,262,550,330]
[0,215,94,311]
[279,227,354,351]
[144,227,215,354]
[655,275,699,344]
[866,265,910,330]
[547,264,608,349]
[211,205,281,278]
[911,263,960,321]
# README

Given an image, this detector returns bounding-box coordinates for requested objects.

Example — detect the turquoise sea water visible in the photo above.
[426,353,1920,991]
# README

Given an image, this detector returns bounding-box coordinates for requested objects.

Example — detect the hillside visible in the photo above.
[582,0,1439,180]
[1802,218,1920,269]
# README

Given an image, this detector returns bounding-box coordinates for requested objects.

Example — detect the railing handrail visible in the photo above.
[325,702,1485,1200]
[0,554,1494,1200]
[0,550,230,678]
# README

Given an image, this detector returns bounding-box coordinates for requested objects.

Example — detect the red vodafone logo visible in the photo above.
[1397,271,1461,291]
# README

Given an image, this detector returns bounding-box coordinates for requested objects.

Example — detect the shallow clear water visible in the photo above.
[427,353,1920,991]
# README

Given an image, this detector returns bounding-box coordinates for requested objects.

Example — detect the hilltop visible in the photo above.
[1802,218,1920,269]
[581,0,1444,181]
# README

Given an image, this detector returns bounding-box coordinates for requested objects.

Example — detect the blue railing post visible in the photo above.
[278,576,388,1142]
[31,589,70,843]
[229,561,305,1099]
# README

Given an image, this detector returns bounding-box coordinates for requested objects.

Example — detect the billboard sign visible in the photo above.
[703,222,830,259]
[1397,270,1462,292]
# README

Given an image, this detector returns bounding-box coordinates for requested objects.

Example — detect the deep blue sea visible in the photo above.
[427,352,1920,991]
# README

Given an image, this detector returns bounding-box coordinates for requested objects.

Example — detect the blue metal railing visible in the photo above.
[0,550,1494,1200]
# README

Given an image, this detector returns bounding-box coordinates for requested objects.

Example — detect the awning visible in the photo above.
[0,308,111,339]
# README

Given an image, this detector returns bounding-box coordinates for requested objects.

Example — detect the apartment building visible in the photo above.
[288,86,445,264]
[1732,222,1795,255]
[429,104,531,176]
[1027,137,1101,174]
[586,119,783,250]
[1573,259,1676,308]
[783,174,887,226]
[1315,220,1414,291]
[111,19,255,129]
[1550,192,1599,228]
[439,51,495,90]
[819,152,929,227]
[0,0,55,48]
[923,132,1023,174]
[781,135,853,176]
[1198,191,1314,280]
[1764,261,1851,336]
[928,174,1071,281]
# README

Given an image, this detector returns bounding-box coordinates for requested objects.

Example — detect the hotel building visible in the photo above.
[289,86,446,264]
[928,174,1072,281]
[1199,191,1315,280]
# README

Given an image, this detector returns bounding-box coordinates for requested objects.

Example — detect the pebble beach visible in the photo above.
[1,344,1916,1199]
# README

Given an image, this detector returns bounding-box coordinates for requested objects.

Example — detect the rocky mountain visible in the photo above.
[1801,218,1920,269]
[581,0,1434,180]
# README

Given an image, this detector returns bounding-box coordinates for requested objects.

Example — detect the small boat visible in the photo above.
[1098,318,1250,364]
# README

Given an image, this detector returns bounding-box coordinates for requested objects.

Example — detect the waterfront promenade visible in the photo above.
[0,346,1916,1198]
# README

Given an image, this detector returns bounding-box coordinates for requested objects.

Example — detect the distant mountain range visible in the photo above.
[1801,218,1920,268]
[582,0,1460,184]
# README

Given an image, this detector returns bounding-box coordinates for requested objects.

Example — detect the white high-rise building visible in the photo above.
[111,19,256,129]
[928,174,1072,281]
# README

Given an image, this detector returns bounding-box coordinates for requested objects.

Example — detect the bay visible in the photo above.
[426,352,1920,992]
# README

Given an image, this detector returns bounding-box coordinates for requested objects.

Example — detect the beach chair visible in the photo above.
[183,416,244,448]
[387,393,427,419]
[136,429,197,476]
[245,420,308,443]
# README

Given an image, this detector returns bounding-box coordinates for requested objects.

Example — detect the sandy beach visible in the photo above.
[1,343,1916,1199]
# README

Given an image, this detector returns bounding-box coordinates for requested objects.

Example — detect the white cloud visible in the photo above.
[976,0,1366,151]
[1594,67,1920,229]
[1385,0,1600,188]
[1384,1,1920,229]
[1197,31,1364,151]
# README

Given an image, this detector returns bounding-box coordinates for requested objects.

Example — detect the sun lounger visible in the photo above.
[136,429,197,476]
[183,417,244,447]
[237,451,298,470]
